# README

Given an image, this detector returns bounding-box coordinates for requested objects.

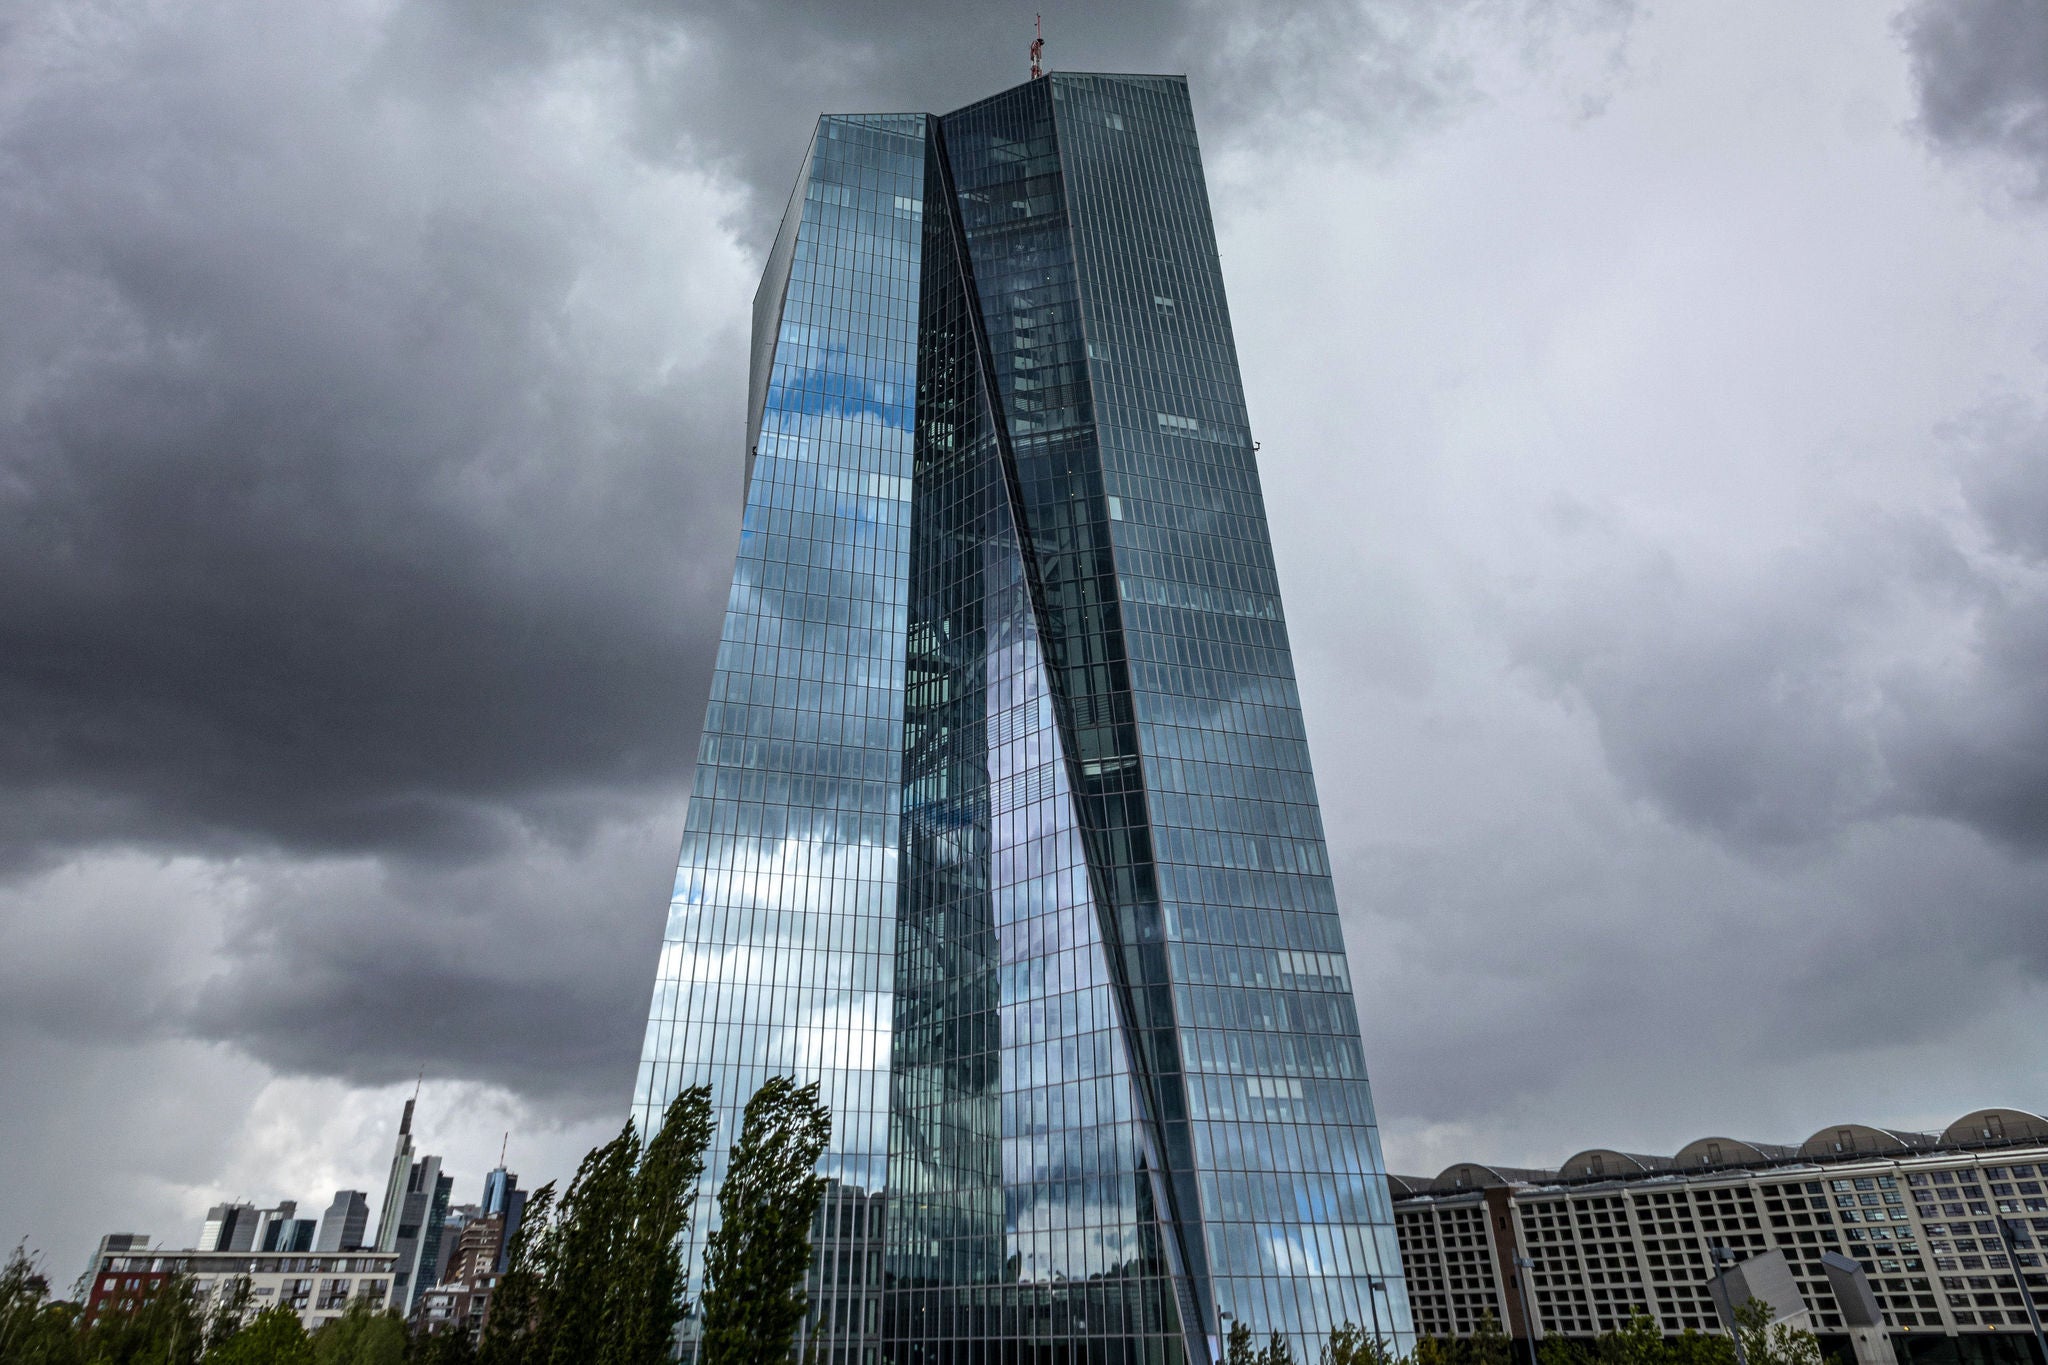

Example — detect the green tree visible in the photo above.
[199,1280,252,1360]
[311,1297,407,1365]
[544,1121,642,1365]
[699,1078,833,1365]
[477,1183,556,1365]
[1258,1331,1298,1365]
[477,1085,716,1365]
[1,1246,52,1363]
[1,1246,84,1365]
[7,1302,85,1365]
[405,1329,476,1365]
[200,1305,310,1365]
[1591,1314,1663,1365]
[81,1272,203,1365]
[1731,1298,1820,1365]
[1322,1321,1399,1365]
[1536,1338,1591,1365]
[604,1086,714,1365]
[1665,1330,1734,1365]
[1469,1313,1511,1365]
[1226,1322,1259,1365]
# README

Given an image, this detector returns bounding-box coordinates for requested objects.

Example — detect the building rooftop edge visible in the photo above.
[817,72,1196,126]
[1393,1106,2048,1197]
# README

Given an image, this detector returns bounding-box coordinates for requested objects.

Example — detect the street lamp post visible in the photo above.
[1995,1217,2048,1365]
[1710,1246,1750,1365]
[1366,1277,1386,1350]
[1513,1256,1540,1365]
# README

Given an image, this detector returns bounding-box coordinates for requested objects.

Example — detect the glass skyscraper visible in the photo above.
[635,72,1410,1365]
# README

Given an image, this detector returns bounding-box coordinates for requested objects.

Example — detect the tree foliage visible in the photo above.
[0,1247,85,1365]
[476,1084,715,1365]
[476,1183,556,1365]
[404,1328,476,1365]
[1,1245,205,1365]
[1731,1298,1821,1365]
[201,1304,311,1365]
[698,1077,832,1365]
[1227,1321,1258,1365]
[609,1084,715,1365]
[1439,1304,1808,1365]
[1259,1330,1298,1365]
[200,1280,253,1361]
[309,1297,406,1365]
[1323,1321,1400,1365]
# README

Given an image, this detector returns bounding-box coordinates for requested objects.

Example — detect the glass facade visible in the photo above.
[637,75,1409,1365]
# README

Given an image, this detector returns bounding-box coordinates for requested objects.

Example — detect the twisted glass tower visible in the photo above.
[636,73,1409,1365]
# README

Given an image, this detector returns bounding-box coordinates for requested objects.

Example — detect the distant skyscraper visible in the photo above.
[479,1164,525,1274]
[316,1190,371,1253]
[255,1202,317,1253]
[197,1202,257,1253]
[390,1157,452,1311]
[374,1098,418,1254]
[196,1200,309,1254]
[636,72,1410,1365]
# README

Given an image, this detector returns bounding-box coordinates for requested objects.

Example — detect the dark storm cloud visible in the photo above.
[181,825,676,1109]
[382,0,1631,238]
[0,0,739,870]
[0,0,1628,875]
[1885,403,2048,851]
[1902,0,2048,195]
[1512,406,2048,859]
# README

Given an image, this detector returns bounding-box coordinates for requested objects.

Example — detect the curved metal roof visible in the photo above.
[1672,1136,1798,1168]
[1431,1162,1559,1191]
[1796,1123,1942,1160]
[1558,1149,1673,1180]
[1941,1108,2048,1147]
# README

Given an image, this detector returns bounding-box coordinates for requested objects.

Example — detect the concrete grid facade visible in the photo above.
[1391,1109,2048,1357]
[83,1248,401,1335]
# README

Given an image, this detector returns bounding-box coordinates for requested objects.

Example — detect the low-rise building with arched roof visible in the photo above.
[1390,1107,2048,1357]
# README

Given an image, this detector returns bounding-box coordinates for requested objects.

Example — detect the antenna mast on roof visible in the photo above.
[1030,15,1044,80]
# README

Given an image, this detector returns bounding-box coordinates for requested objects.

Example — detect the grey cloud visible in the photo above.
[181,818,675,1111]
[376,0,1634,239]
[0,0,1634,877]
[1883,597,2048,853]
[1902,0,2048,196]
[0,0,739,870]
[1340,800,2048,1147]
[1953,398,2048,560]
[1514,530,1907,849]
[1511,413,2048,858]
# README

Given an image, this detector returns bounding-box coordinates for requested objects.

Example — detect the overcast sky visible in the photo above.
[4,0,2047,1283]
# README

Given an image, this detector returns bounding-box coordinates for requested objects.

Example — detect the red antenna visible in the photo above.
[1030,15,1044,79]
